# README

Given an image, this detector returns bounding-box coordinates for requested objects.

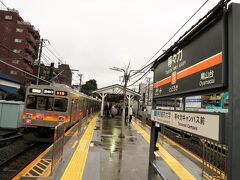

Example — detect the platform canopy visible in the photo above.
[93,84,140,96]
[93,84,141,116]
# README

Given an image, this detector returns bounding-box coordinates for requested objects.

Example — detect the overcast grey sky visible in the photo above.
[4,0,239,88]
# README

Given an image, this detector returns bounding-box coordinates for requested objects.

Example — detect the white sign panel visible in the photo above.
[151,110,220,141]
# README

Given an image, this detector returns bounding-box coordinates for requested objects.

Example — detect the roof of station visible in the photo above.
[93,84,141,97]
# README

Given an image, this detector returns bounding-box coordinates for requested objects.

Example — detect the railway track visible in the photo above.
[0,139,49,180]
[9,116,90,179]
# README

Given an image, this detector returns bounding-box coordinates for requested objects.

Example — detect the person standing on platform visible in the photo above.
[125,106,128,124]
[128,105,133,124]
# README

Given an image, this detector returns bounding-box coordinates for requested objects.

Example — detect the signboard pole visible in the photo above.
[148,120,156,180]
[227,3,240,179]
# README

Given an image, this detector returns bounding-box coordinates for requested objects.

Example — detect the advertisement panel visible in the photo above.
[185,96,202,108]
[151,109,221,141]
[153,17,226,98]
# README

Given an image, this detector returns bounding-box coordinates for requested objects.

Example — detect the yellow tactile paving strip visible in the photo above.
[132,121,196,180]
[145,124,202,163]
[61,114,98,180]
[145,124,224,180]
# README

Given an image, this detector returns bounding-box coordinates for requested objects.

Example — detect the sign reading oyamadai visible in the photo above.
[153,17,226,97]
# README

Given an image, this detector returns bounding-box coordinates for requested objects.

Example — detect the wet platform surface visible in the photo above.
[53,115,210,180]
[83,116,161,180]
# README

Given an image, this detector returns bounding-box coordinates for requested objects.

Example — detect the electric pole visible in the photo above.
[36,38,43,85]
[110,64,139,138]
[36,38,48,85]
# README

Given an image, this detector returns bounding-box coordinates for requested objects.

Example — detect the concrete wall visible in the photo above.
[0,100,24,129]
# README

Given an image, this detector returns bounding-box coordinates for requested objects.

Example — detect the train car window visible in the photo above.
[54,98,68,112]
[26,95,66,112]
[46,98,54,111]
[26,95,37,109]
[37,97,47,110]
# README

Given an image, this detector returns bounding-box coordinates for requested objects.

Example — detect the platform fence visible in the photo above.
[51,122,65,175]
[201,139,228,180]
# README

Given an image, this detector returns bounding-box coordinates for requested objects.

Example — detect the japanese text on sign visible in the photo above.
[151,110,220,141]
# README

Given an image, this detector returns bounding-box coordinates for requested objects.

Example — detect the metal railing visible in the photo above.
[201,139,227,180]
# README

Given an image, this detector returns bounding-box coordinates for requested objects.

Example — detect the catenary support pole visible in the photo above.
[36,38,43,85]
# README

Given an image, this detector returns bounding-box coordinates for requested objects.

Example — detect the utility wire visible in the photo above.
[41,53,51,63]
[130,0,210,79]
[128,0,229,87]
[41,56,51,65]
[43,40,81,86]
[42,51,59,65]
[0,0,8,9]
[127,70,151,87]
[48,42,65,61]
[43,42,64,64]
[0,43,52,83]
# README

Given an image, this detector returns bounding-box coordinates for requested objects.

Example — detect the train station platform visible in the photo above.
[51,114,206,180]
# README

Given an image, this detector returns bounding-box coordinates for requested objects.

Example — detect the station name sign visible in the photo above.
[151,109,222,141]
[153,17,226,97]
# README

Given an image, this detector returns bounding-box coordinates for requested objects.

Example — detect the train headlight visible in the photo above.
[58,116,65,121]
[26,113,32,118]
[25,119,31,125]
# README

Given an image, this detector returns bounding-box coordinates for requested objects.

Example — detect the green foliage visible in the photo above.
[81,79,97,95]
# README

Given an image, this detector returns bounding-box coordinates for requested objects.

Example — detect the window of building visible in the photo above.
[4,15,12,20]
[10,70,17,75]
[13,49,21,53]
[14,38,22,43]
[12,60,19,64]
[16,28,23,33]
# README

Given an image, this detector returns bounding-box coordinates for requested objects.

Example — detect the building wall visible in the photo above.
[0,9,40,84]
[139,82,153,108]
[57,64,72,86]
[33,63,72,86]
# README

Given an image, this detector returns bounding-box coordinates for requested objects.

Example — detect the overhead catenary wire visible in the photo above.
[43,42,64,64]
[128,0,230,87]
[42,51,59,65]
[42,41,83,85]
[48,42,66,61]
[127,70,151,87]
[41,53,51,65]
[130,0,210,79]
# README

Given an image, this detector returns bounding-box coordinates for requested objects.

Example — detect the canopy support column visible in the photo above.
[127,95,134,115]
[99,93,107,117]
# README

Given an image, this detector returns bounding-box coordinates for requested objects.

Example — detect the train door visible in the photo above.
[70,99,77,123]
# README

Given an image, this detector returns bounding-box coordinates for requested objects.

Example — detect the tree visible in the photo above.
[81,79,97,95]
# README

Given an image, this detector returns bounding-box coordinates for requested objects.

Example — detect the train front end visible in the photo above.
[22,85,70,140]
